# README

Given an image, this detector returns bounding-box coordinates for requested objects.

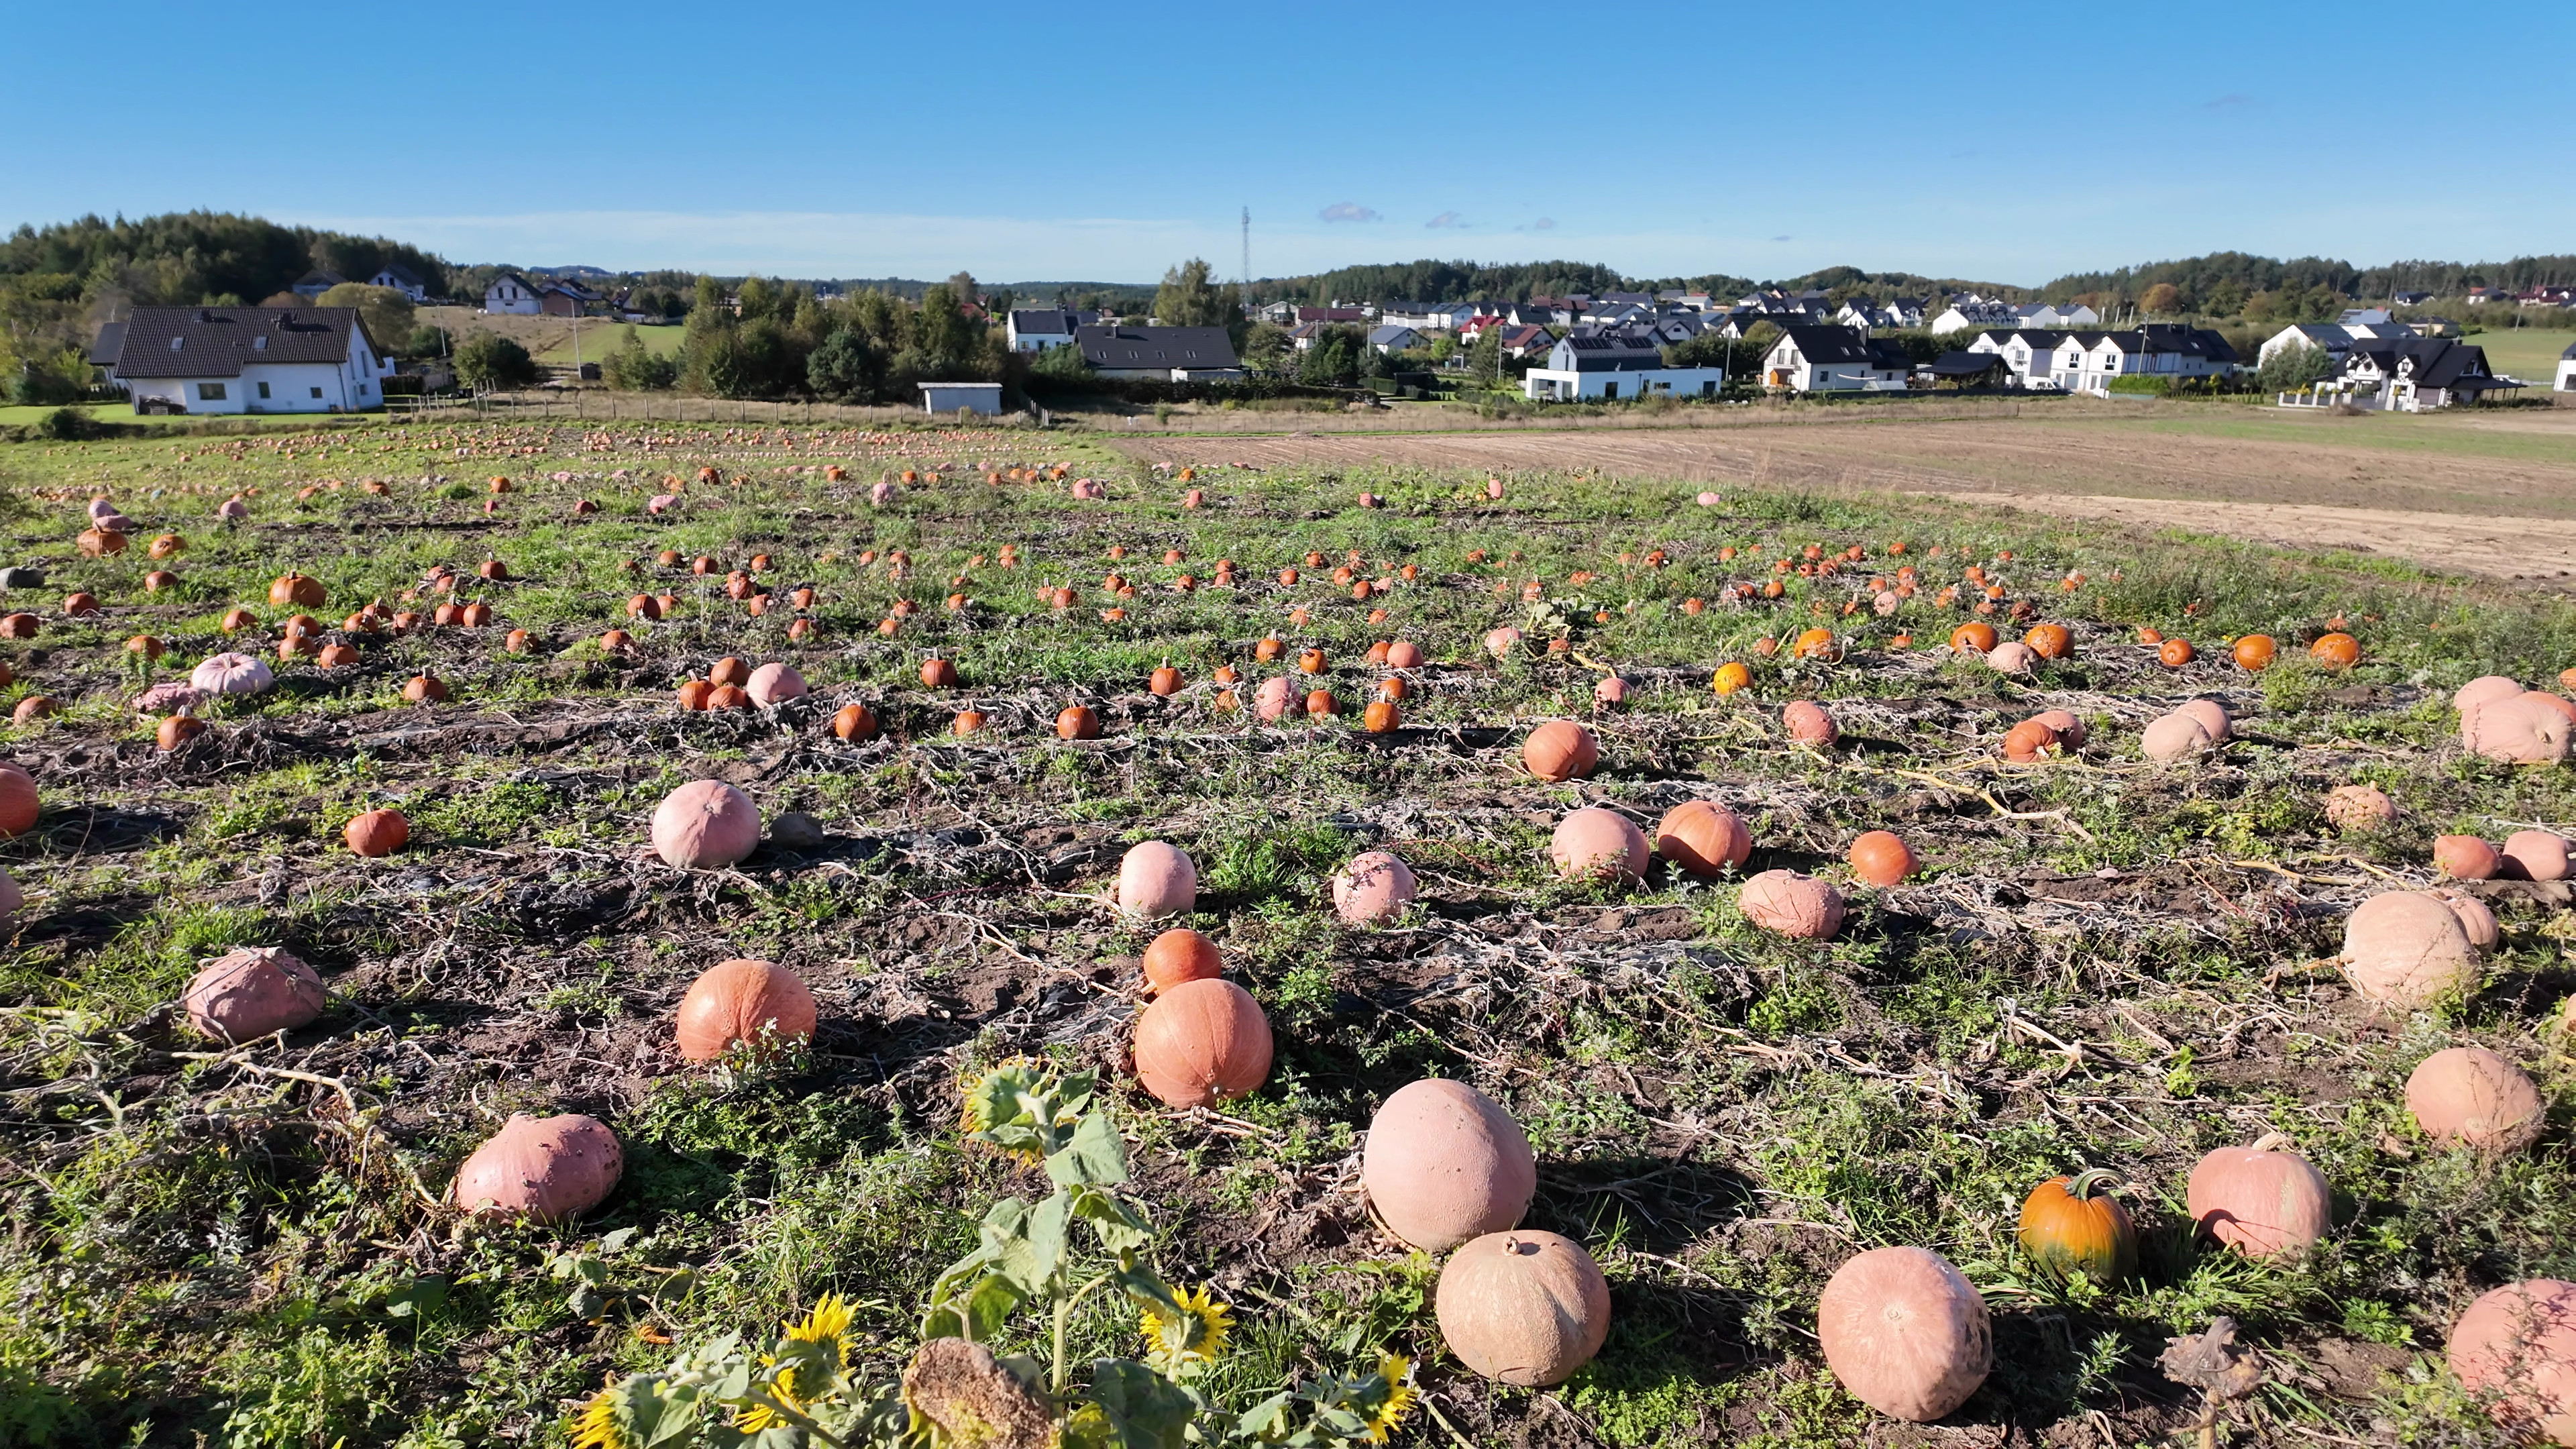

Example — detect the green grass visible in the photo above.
[2461,325,2576,383]
[0,416,2567,1446]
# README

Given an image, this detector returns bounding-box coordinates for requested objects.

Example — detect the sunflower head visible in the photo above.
[784,1291,858,1364]
[570,1379,631,1449]
[1139,1283,1232,1371]
[1359,1354,1417,1444]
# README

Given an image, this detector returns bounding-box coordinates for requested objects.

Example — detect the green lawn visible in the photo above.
[531,321,684,367]
[2463,326,2575,384]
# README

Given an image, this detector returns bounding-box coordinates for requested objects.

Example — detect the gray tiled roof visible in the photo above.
[113,307,370,379]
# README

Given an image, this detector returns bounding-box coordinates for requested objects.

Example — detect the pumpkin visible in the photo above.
[2002,718,2061,762]
[1331,851,1417,926]
[2323,784,2397,830]
[1848,831,1916,887]
[1140,928,1223,995]
[676,959,817,1061]
[183,946,325,1041]
[1656,800,1752,877]
[1522,720,1599,782]
[1386,641,1425,669]
[62,592,99,616]
[1250,676,1295,722]
[747,662,807,706]
[1484,626,1522,658]
[699,657,745,688]
[343,808,409,857]
[451,1113,623,1222]
[144,570,178,592]
[1550,808,1648,882]
[2503,830,2571,881]
[1132,977,1271,1107]
[155,712,209,751]
[1361,698,1400,733]
[1118,841,1197,917]
[2406,1046,2543,1150]
[191,652,274,696]
[2186,1133,2332,1258]
[1783,700,1837,745]
[1364,1080,1536,1252]
[402,674,447,704]
[1739,869,1845,938]
[2233,635,2277,671]
[2023,623,2072,659]
[219,607,255,633]
[2159,637,2196,667]
[314,643,359,669]
[1711,661,1752,695]
[920,657,958,688]
[1985,641,2038,674]
[706,684,751,710]
[2447,1279,2576,1445]
[0,613,36,639]
[269,573,326,608]
[2310,632,2360,667]
[0,763,34,837]
[1434,1230,1611,1387]
[676,680,714,710]
[1297,647,1326,674]
[1056,704,1100,740]
[830,703,879,741]
[2457,676,2526,714]
[2018,1170,2137,1283]
[2141,710,2218,761]
[1817,1246,1992,1422]
[2434,887,2501,949]
[148,533,185,559]
[2343,890,2480,1006]
[1949,623,1998,653]
[952,709,985,736]
[2177,697,2233,740]
[1148,665,1183,696]
[2463,694,2572,764]
[76,528,125,558]
[2031,708,2086,747]
[11,696,58,724]
[627,594,662,621]
[651,780,761,870]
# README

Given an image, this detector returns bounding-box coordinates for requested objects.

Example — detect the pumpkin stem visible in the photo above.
[2247,1131,2296,1154]
[2065,1167,2122,1201]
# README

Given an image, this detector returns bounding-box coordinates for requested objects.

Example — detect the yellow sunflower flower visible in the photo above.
[1362,1354,1417,1444]
[570,1378,631,1449]
[737,1293,858,1431]
[1138,1283,1232,1366]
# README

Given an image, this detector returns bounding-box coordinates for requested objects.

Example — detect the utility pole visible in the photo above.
[1240,207,1250,292]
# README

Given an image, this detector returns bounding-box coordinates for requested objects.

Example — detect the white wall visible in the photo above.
[1523,366,1727,400]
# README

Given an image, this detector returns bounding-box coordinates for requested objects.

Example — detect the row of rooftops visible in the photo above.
[93,306,377,378]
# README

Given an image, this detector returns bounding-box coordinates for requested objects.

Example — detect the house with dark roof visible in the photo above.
[1072,325,1244,381]
[2333,338,2518,410]
[290,270,346,301]
[368,264,428,301]
[108,307,392,415]
[1007,309,1078,352]
[2556,340,2576,394]
[2078,326,2239,392]
[484,273,545,315]
[1497,324,1555,359]
[1366,325,1420,355]
[1522,333,1727,401]
[1759,325,1911,392]
[1964,327,2065,388]
[1930,301,2018,335]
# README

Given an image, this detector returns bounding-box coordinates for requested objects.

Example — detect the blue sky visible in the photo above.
[6,0,2569,286]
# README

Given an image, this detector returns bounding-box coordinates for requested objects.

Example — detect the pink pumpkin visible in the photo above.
[650,780,761,869]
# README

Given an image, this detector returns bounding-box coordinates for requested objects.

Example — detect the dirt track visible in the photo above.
[1112,409,2576,584]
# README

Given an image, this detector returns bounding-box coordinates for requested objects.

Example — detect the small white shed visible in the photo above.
[919,381,1004,416]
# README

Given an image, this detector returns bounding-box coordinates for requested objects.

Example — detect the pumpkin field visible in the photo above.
[7,415,2576,1448]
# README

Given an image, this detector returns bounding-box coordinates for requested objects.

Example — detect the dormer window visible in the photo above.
[254,335,267,350]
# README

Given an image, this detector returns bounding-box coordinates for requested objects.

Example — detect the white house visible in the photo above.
[1966,329,2067,388]
[482,273,545,315]
[290,270,345,301]
[2012,302,2100,329]
[1759,325,1911,392]
[1381,301,1471,331]
[2318,339,2516,411]
[368,264,428,301]
[920,382,1004,416]
[2557,341,2576,393]
[1006,309,1077,352]
[2076,326,2238,393]
[2258,323,2353,370]
[1931,303,2017,335]
[1366,324,1420,355]
[1522,333,1724,400]
[111,306,392,415]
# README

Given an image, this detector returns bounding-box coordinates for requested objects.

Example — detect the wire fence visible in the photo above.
[384,390,1044,429]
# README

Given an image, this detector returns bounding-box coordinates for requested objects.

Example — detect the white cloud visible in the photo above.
[1531,217,1556,231]
[1425,211,1462,229]
[1318,202,1381,224]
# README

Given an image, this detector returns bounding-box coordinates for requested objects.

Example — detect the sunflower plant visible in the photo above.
[573,1062,1409,1448]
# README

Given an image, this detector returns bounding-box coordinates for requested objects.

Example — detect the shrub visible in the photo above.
[453,332,537,390]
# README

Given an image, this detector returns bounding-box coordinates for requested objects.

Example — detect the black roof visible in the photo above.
[1774,325,1902,367]
[88,321,127,368]
[2562,340,2576,360]
[2347,338,2493,388]
[1554,333,1664,371]
[371,262,425,286]
[1073,325,1240,371]
[1009,309,1074,336]
[112,307,373,379]
[1927,350,2009,377]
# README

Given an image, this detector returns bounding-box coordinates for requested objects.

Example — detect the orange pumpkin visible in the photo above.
[2232,635,2277,672]
[2309,632,2360,668]
[1297,647,1326,674]
[830,703,878,740]
[1057,705,1100,740]
[2017,1169,2136,1283]
[1362,699,1401,733]
[2023,623,2072,659]
[1710,661,1752,695]
[1949,622,1998,654]
[2158,638,2196,667]
[1148,665,1183,696]
[920,658,958,688]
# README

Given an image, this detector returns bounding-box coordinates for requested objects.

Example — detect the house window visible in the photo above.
[198,383,225,400]
[310,386,323,398]
[257,382,270,398]
[1602,382,1619,399]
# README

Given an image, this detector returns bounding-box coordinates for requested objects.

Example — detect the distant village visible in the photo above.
[78,262,2576,419]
